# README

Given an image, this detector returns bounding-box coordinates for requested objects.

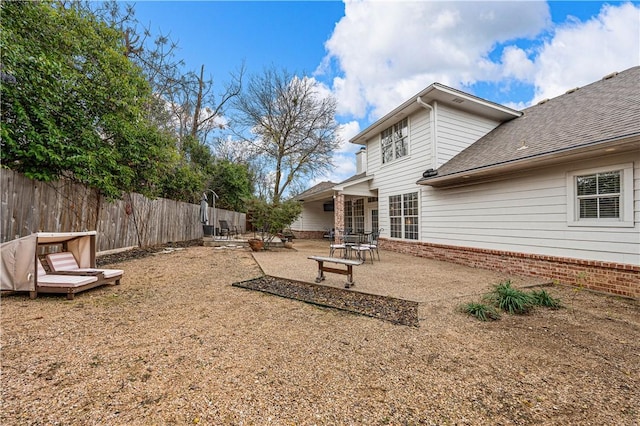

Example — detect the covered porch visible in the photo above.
[291,174,379,241]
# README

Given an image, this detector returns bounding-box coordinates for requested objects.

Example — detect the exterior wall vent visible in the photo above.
[451,97,464,104]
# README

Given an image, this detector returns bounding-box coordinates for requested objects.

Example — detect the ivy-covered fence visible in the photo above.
[1,169,245,252]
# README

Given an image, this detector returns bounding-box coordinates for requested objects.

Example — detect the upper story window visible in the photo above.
[567,163,633,227]
[381,118,408,164]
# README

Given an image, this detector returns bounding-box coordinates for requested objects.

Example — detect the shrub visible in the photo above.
[461,302,501,321]
[530,289,563,309]
[484,280,534,314]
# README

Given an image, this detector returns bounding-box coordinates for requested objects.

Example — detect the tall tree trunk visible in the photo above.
[191,64,205,139]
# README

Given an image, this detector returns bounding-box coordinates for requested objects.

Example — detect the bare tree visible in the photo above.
[232,67,341,203]
[92,1,243,150]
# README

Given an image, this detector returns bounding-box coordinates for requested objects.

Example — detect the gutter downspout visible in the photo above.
[417,97,437,169]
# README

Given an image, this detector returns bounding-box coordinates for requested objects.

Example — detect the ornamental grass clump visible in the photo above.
[460,302,501,321]
[530,289,563,309]
[461,281,563,321]
[484,280,534,315]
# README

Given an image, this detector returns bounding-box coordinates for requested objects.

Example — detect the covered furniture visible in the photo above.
[1,231,121,299]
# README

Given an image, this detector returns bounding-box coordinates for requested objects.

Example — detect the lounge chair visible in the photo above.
[35,259,102,300]
[46,252,123,285]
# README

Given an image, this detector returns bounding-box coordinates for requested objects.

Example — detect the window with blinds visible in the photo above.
[576,170,620,219]
[567,163,633,228]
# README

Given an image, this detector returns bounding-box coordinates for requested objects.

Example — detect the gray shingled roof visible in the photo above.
[335,172,368,186]
[294,181,336,200]
[425,66,640,180]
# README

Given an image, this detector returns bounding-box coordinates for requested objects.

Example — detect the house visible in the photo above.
[291,66,640,298]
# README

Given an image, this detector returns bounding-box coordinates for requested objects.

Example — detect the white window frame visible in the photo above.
[566,163,633,227]
[380,118,409,164]
[389,192,419,240]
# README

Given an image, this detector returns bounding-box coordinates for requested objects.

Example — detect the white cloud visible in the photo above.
[314,1,639,184]
[336,120,361,154]
[313,120,360,184]
[530,2,640,103]
[322,0,551,119]
[501,46,535,81]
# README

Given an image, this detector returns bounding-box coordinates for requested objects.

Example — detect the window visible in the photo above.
[577,171,620,218]
[344,200,353,232]
[353,199,365,233]
[389,192,419,239]
[567,163,633,227]
[371,209,379,233]
[381,118,408,164]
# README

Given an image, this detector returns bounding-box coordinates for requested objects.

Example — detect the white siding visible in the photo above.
[291,200,334,232]
[365,106,501,240]
[436,104,501,167]
[367,109,432,239]
[420,153,640,265]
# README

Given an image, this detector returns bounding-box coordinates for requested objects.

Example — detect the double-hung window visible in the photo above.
[389,192,419,239]
[567,163,633,227]
[381,118,408,164]
[353,199,365,233]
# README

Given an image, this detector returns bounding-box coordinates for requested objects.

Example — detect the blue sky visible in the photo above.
[132,1,640,183]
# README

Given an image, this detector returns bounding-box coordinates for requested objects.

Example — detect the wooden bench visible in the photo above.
[308,256,363,288]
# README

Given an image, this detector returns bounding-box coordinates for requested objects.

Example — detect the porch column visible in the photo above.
[334,192,345,242]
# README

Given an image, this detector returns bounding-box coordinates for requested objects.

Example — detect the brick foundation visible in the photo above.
[291,230,326,239]
[379,239,640,299]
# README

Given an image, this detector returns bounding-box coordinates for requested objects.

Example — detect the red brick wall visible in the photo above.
[334,193,345,243]
[291,230,325,239]
[379,239,640,299]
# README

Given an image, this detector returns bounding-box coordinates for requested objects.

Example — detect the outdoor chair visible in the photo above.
[349,233,375,264]
[329,229,352,258]
[219,220,236,239]
[35,259,102,300]
[46,252,123,285]
[358,228,382,261]
[329,239,348,258]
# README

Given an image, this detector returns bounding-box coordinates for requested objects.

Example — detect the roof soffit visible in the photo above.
[350,84,521,145]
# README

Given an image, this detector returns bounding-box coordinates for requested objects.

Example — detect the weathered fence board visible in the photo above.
[1,169,245,252]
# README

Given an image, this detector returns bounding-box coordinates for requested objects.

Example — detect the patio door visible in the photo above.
[371,209,379,233]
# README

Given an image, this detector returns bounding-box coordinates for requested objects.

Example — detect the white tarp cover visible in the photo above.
[1,231,96,292]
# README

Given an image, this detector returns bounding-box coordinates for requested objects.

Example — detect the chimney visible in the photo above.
[356,147,367,174]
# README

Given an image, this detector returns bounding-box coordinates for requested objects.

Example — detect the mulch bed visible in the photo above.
[96,239,202,266]
[233,275,420,326]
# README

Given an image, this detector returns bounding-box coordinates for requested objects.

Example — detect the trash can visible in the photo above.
[203,225,215,236]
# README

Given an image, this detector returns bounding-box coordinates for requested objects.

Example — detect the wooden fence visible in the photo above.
[1,169,245,252]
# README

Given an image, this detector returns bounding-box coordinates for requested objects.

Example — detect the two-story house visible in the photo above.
[292,66,640,298]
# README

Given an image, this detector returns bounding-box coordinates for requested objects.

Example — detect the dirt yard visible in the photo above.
[1,244,638,425]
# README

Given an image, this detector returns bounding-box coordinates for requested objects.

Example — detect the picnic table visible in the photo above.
[308,255,363,288]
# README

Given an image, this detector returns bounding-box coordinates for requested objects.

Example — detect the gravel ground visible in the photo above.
[1,243,639,425]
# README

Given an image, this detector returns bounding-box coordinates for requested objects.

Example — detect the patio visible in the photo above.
[249,239,547,314]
